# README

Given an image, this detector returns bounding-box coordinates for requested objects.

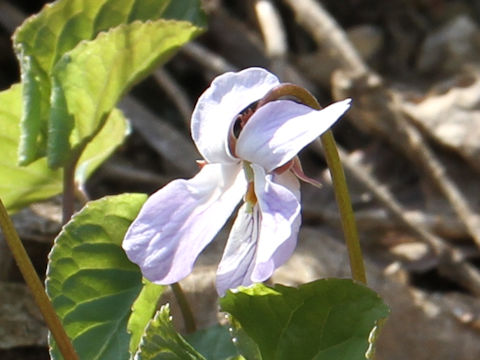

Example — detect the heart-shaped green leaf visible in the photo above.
[46,193,147,360]
[220,279,389,360]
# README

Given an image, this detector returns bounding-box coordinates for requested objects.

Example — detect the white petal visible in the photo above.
[216,203,260,296]
[250,164,301,282]
[236,99,351,172]
[123,163,246,284]
[191,68,280,163]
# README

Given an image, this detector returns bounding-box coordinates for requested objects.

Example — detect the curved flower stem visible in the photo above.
[171,282,197,333]
[320,131,367,284]
[258,83,366,284]
[0,198,79,359]
[62,151,81,225]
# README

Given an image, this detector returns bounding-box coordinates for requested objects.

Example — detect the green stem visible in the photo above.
[0,198,79,359]
[171,282,197,333]
[257,83,367,284]
[62,152,81,225]
[321,131,367,284]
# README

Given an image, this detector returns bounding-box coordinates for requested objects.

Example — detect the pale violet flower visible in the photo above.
[123,67,351,295]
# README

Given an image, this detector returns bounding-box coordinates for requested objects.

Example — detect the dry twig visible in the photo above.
[100,161,170,187]
[254,0,287,58]
[119,96,198,176]
[153,68,193,127]
[181,42,237,74]
[389,94,480,249]
[0,1,24,33]
[283,0,370,77]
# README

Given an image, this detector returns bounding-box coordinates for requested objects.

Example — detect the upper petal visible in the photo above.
[191,67,280,163]
[236,98,351,172]
[123,163,246,284]
[250,164,301,282]
[216,203,260,296]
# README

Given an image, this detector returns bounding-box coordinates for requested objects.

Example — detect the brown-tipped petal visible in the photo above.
[196,160,207,169]
[273,159,294,175]
[291,156,323,188]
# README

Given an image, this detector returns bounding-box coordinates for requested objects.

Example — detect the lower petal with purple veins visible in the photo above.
[123,163,246,285]
[216,203,261,296]
[251,164,301,282]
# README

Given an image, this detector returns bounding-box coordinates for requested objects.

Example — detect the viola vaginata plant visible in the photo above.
[0,1,389,359]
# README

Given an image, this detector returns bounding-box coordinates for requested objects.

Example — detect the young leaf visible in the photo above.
[46,193,147,360]
[0,83,61,213]
[0,84,129,213]
[134,304,206,360]
[48,19,202,168]
[13,0,205,165]
[185,325,241,360]
[127,279,165,356]
[220,279,390,360]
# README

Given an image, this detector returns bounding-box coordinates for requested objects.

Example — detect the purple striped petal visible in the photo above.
[123,163,246,284]
[250,164,301,282]
[216,203,260,296]
[236,99,351,172]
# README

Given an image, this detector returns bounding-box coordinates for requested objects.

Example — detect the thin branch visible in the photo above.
[181,42,237,74]
[100,161,170,187]
[153,68,192,127]
[254,0,288,58]
[119,95,199,176]
[0,1,25,33]
[283,0,369,77]
[389,93,480,249]
[254,0,317,88]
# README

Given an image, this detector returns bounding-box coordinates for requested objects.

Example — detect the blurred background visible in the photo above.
[1,0,480,359]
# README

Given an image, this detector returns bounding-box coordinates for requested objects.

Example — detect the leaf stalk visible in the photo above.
[0,198,79,359]
[62,151,81,224]
[320,131,367,284]
[171,282,197,333]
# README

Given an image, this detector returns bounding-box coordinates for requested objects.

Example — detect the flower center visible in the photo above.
[242,162,257,213]
[232,101,259,136]
[228,100,260,156]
